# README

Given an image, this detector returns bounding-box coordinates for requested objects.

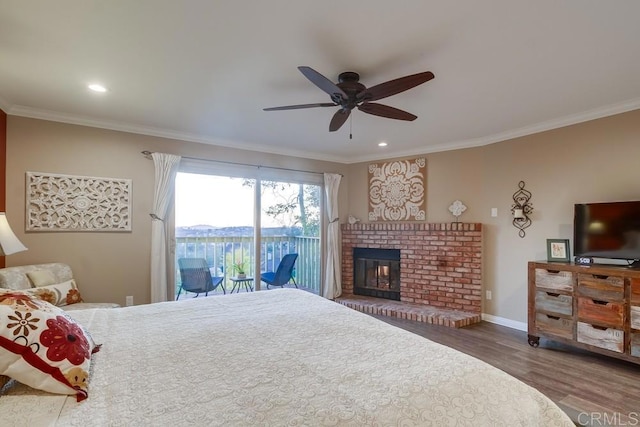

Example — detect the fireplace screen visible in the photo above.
[353,248,400,300]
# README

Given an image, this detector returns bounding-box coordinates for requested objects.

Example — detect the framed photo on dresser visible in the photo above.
[546,239,570,262]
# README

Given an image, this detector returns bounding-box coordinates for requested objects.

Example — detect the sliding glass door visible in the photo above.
[174,165,322,299]
[174,173,256,297]
[259,180,321,294]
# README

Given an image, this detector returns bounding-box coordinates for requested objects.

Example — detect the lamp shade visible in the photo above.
[0,213,28,256]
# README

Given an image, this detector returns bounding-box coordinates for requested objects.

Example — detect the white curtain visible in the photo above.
[150,152,181,303]
[323,173,342,299]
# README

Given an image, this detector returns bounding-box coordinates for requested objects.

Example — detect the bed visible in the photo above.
[1,288,573,426]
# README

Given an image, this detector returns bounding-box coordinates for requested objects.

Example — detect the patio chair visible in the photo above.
[261,253,298,289]
[177,258,225,300]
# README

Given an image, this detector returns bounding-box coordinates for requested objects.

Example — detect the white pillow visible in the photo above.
[26,270,57,287]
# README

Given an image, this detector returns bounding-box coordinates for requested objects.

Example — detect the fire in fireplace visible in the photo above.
[353,247,400,300]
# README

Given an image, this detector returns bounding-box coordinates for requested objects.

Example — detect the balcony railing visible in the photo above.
[175,235,321,294]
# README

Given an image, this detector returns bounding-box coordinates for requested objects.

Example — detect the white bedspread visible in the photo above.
[1,289,573,426]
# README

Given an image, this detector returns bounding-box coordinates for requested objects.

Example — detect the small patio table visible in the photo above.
[229,276,254,293]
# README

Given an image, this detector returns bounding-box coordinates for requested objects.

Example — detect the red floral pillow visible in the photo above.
[0,291,100,401]
[24,279,84,307]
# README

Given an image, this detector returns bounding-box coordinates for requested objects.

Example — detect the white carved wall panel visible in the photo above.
[368,158,426,221]
[26,172,132,232]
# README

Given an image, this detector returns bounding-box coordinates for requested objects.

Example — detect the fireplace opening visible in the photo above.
[353,247,400,300]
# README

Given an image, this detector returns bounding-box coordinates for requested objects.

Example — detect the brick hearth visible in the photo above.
[336,295,481,328]
[339,222,482,327]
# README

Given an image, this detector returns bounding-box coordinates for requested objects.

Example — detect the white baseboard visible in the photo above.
[481,313,527,332]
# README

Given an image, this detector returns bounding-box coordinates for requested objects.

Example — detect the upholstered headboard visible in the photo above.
[0,263,73,290]
[0,262,120,310]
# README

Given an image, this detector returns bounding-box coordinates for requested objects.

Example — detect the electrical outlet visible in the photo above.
[486,290,492,300]
[125,295,133,306]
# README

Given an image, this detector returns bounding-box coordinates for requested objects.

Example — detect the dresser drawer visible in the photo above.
[535,313,573,339]
[631,305,640,330]
[535,268,574,292]
[577,322,624,353]
[631,278,640,304]
[577,297,625,327]
[632,332,640,357]
[535,291,572,317]
[577,273,624,301]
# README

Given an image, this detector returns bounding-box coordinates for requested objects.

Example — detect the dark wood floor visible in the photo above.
[372,315,640,426]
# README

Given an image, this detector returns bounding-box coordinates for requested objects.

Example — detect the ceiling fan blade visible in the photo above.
[359,71,434,102]
[358,103,417,121]
[329,109,351,132]
[263,103,336,111]
[298,66,347,101]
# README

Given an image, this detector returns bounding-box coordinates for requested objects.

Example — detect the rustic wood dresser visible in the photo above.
[528,261,640,364]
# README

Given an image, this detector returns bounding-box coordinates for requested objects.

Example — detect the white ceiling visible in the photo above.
[1,1,640,164]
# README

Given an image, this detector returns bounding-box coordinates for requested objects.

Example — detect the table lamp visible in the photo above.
[0,212,28,256]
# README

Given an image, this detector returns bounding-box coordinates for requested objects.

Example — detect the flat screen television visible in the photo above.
[574,201,640,263]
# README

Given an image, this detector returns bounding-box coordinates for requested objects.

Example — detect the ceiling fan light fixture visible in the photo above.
[263,66,434,133]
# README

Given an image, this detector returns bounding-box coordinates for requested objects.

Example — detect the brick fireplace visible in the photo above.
[341,222,482,314]
[353,247,401,300]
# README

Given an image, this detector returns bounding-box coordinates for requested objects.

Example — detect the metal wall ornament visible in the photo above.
[510,181,533,238]
[26,172,132,232]
[448,200,467,222]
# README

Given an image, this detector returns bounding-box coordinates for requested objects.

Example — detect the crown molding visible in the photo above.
[7,96,640,165]
[8,105,347,164]
[346,97,640,163]
[0,95,11,113]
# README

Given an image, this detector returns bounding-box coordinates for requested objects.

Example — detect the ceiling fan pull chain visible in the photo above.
[350,114,353,140]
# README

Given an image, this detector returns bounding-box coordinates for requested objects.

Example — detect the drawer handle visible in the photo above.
[591,325,608,331]
[546,315,560,320]
[546,292,560,297]
[592,274,609,280]
[546,269,560,274]
[592,299,608,305]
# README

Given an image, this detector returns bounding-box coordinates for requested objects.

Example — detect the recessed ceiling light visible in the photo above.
[378,142,388,147]
[88,84,107,93]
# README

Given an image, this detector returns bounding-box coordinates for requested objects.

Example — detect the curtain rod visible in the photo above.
[141,150,342,177]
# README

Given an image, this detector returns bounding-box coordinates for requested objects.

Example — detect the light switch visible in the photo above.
[491,208,498,217]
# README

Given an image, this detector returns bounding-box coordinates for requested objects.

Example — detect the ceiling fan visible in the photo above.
[263,66,435,133]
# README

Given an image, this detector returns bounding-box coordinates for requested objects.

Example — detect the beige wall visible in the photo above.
[7,109,640,324]
[6,116,348,305]
[346,108,640,324]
